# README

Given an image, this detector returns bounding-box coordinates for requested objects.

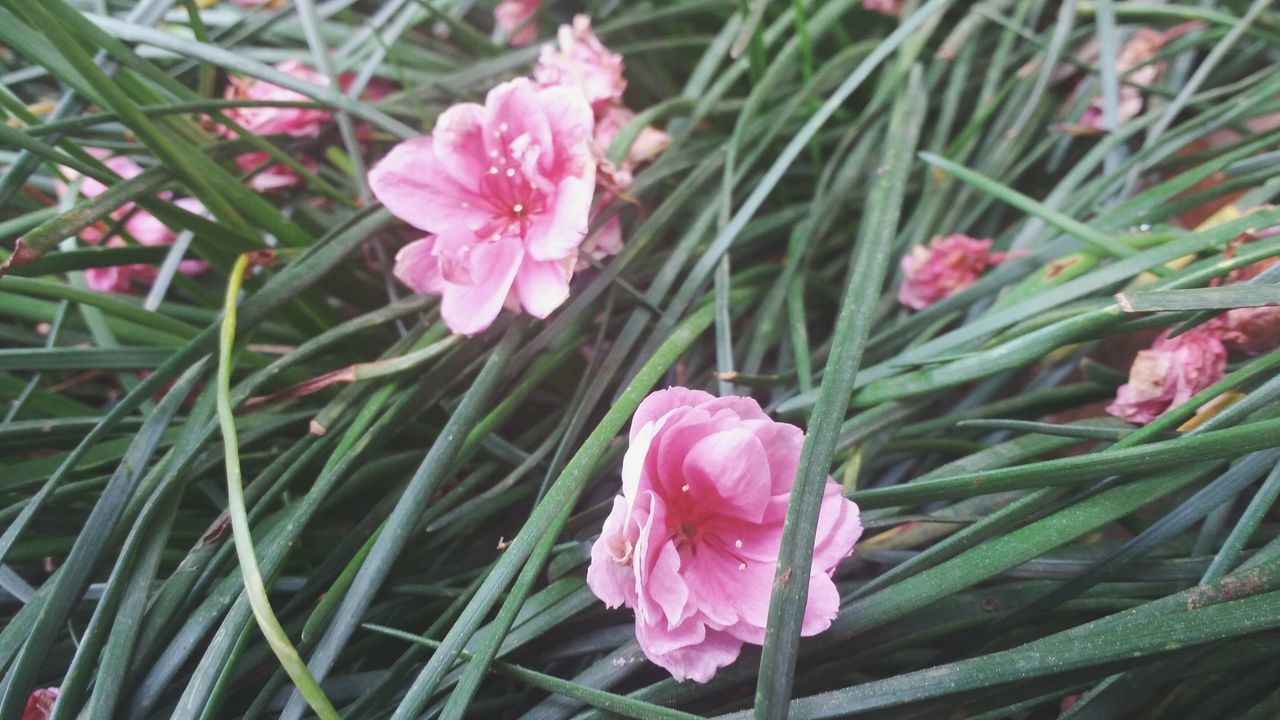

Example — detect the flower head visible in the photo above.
[863,0,903,15]
[223,60,332,138]
[1106,327,1227,424]
[23,688,58,720]
[370,78,596,334]
[57,153,207,294]
[534,15,626,112]
[495,0,541,47]
[587,388,862,682]
[897,234,1007,310]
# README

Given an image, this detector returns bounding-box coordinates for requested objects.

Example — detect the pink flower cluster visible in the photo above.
[221,60,333,192]
[897,234,1009,310]
[56,152,208,294]
[374,15,669,335]
[587,388,862,682]
[1108,254,1280,424]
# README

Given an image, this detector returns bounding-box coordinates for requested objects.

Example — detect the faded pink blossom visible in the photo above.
[495,0,541,47]
[23,688,58,720]
[593,104,672,190]
[1106,327,1227,424]
[1220,306,1280,355]
[57,153,207,294]
[534,15,626,112]
[897,234,1008,310]
[1057,25,1202,135]
[863,0,903,14]
[222,60,332,190]
[224,60,331,138]
[587,388,862,682]
[370,78,596,335]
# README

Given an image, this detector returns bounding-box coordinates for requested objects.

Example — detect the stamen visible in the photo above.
[738,563,747,571]
[488,166,499,175]
[680,484,689,492]
[498,122,509,133]
[734,539,743,549]
[505,168,516,177]
[512,203,523,213]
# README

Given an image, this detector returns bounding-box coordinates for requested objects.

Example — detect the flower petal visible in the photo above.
[368,136,491,234]
[439,234,523,335]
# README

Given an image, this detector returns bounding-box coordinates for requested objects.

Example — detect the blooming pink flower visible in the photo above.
[22,688,58,720]
[587,388,863,682]
[897,234,1008,310]
[1106,327,1227,424]
[370,78,596,335]
[57,153,207,294]
[495,0,541,47]
[534,15,626,112]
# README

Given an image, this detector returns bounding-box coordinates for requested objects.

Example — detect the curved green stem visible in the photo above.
[217,252,340,720]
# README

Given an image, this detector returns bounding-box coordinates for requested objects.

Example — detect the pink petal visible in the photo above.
[629,387,717,442]
[439,234,524,335]
[485,80,554,170]
[681,428,772,523]
[587,496,637,609]
[367,136,491,234]
[522,174,596,260]
[636,621,742,683]
[514,254,573,318]
[432,103,491,187]
[393,236,445,296]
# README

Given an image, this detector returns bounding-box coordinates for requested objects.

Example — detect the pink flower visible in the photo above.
[224,60,331,138]
[1220,306,1280,355]
[57,153,207,294]
[593,104,672,190]
[587,388,863,682]
[534,15,626,112]
[897,234,1008,310]
[863,0,903,14]
[23,688,58,720]
[222,60,332,190]
[1106,327,1227,424]
[370,78,596,335]
[495,0,541,47]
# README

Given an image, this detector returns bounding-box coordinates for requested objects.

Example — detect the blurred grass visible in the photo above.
[2,0,1280,718]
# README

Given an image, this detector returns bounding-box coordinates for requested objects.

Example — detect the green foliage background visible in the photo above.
[2,0,1280,718]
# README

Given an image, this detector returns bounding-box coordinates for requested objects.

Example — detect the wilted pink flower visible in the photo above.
[1106,327,1227,424]
[370,78,596,335]
[587,388,863,682]
[495,0,541,47]
[863,0,903,14]
[22,688,58,720]
[1057,25,1201,135]
[1220,306,1280,355]
[57,153,207,294]
[534,15,626,112]
[897,234,1008,310]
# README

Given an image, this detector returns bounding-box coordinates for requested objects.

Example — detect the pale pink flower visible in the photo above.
[1106,327,1227,424]
[370,78,596,335]
[863,0,903,14]
[495,0,541,47]
[222,60,332,190]
[57,153,207,294]
[593,104,672,190]
[534,15,626,112]
[224,60,332,138]
[22,688,58,720]
[587,388,863,682]
[897,234,1008,310]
